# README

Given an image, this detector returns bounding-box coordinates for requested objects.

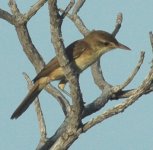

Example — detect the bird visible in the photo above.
[11,30,130,119]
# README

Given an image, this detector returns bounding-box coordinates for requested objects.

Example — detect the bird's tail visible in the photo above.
[11,82,43,119]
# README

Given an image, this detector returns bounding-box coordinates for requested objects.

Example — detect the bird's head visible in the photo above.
[84,30,130,54]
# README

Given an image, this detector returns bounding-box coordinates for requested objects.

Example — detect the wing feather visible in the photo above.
[33,40,89,82]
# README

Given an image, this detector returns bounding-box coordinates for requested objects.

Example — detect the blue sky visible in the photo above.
[0,1,153,150]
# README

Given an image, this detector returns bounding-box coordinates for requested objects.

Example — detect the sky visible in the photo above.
[0,0,153,150]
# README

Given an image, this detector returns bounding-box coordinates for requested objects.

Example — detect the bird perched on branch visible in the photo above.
[11,30,130,119]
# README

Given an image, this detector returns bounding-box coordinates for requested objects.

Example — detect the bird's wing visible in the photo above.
[33,40,89,82]
[66,40,89,61]
[33,57,59,82]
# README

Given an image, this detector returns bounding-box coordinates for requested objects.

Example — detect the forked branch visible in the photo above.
[83,63,153,132]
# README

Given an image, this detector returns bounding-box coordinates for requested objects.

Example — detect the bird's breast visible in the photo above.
[74,49,102,71]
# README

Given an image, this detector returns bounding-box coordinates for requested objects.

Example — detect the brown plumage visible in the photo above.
[11,30,130,119]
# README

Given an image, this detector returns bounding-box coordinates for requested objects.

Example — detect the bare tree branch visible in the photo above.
[83,51,145,118]
[112,12,123,36]
[91,59,111,90]
[149,31,153,54]
[59,0,89,35]
[59,8,89,35]
[61,0,75,19]
[7,0,71,130]
[23,72,47,140]
[15,25,45,69]
[38,1,87,149]
[16,24,71,117]
[72,14,90,35]
[48,0,84,110]
[83,65,153,132]
[45,85,71,116]
[112,51,145,93]
[16,24,71,115]
[7,2,70,140]
[0,8,15,24]
[72,0,86,14]
[82,84,112,118]
[8,0,44,68]
[1,1,153,149]
[8,0,20,16]
[24,0,48,22]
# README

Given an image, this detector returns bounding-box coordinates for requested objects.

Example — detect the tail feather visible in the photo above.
[11,82,43,119]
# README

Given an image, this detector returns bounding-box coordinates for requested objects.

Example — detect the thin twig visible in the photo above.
[45,85,71,116]
[24,0,48,22]
[72,0,86,14]
[8,0,20,15]
[72,15,90,35]
[112,51,145,93]
[23,72,47,140]
[91,59,111,90]
[0,8,15,25]
[83,65,153,132]
[61,0,75,19]
[149,31,153,54]
[85,52,145,117]
[59,8,89,36]
[82,84,112,118]
[112,12,123,37]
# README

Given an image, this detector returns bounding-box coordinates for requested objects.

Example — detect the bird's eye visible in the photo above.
[103,41,109,46]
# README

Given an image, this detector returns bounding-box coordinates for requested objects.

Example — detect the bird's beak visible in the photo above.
[118,42,131,50]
